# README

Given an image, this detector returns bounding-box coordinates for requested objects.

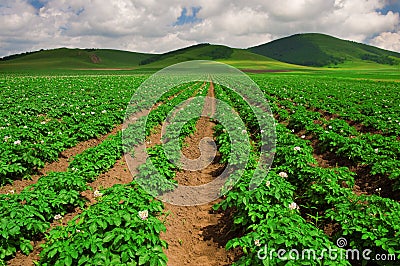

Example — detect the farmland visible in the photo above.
[0,67,399,266]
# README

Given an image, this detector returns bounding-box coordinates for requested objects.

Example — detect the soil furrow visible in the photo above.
[159,82,238,266]
[0,125,122,195]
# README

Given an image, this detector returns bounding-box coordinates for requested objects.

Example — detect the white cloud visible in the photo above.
[261,0,336,22]
[0,0,399,57]
[0,0,37,34]
[370,31,400,52]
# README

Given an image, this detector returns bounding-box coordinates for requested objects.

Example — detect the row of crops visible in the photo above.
[1,74,399,265]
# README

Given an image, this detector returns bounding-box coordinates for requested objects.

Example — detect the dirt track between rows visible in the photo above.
[159,82,239,265]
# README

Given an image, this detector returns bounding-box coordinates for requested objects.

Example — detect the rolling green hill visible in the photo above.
[0,48,153,71]
[136,43,293,69]
[249,33,400,67]
[138,43,232,65]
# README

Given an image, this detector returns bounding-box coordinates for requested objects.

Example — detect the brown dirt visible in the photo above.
[323,222,342,237]
[159,82,239,265]
[346,119,384,135]
[89,54,101,64]
[81,156,135,205]
[9,240,45,266]
[351,166,400,200]
[177,86,220,186]
[74,68,137,71]
[160,201,240,266]
[310,138,354,169]
[241,69,291,73]
[0,125,122,195]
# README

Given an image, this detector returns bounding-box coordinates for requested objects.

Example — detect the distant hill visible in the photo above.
[138,43,231,65]
[0,48,153,71]
[249,33,400,67]
[137,43,278,68]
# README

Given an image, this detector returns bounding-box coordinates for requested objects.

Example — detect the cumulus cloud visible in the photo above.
[0,0,399,57]
[370,31,400,52]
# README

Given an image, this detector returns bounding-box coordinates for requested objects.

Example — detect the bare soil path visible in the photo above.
[159,82,239,266]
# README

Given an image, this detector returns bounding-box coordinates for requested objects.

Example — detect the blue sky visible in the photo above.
[0,0,399,57]
[27,0,46,9]
[174,7,202,26]
[378,1,400,14]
